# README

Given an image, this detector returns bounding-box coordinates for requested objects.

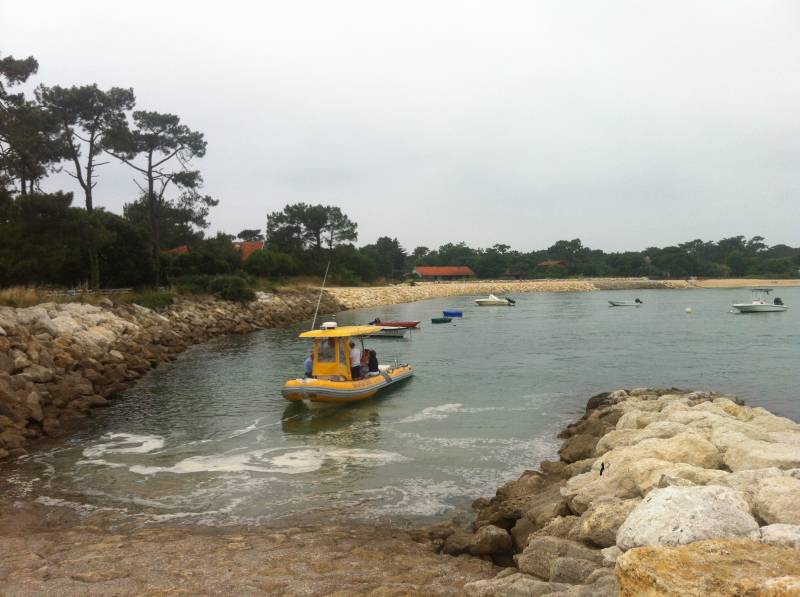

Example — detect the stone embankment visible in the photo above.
[328,278,689,310]
[0,291,341,460]
[413,388,800,596]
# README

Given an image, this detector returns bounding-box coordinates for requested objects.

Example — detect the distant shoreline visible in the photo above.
[326,277,800,310]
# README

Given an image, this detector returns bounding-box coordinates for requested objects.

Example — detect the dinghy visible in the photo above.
[443,309,463,317]
[282,322,413,404]
[608,299,643,307]
[366,326,409,338]
[431,317,452,324]
[368,319,420,328]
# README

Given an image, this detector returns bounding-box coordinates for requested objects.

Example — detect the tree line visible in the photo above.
[1,52,798,292]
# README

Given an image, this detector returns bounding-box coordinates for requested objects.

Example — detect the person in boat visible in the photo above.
[304,353,313,378]
[368,349,379,375]
[349,340,362,380]
[360,347,370,376]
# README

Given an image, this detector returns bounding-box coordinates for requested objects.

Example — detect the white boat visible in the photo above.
[732,289,788,313]
[366,326,409,338]
[609,299,643,307]
[475,294,515,306]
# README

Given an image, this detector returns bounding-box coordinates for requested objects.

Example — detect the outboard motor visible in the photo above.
[774,297,784,306]
[635,298,643,304]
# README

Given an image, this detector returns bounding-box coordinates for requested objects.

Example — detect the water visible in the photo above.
[4,288,799,527]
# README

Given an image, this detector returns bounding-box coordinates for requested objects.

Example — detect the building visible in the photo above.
[232,241,265,261]
[164,245,189,256]
[412,266,476,280]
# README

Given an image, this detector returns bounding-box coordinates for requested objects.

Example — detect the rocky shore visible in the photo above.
[0,291,341,460]
[411,388,800,596]
[328,278,690,309]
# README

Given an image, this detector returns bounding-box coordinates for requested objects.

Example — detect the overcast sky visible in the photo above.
[2,1,799,252]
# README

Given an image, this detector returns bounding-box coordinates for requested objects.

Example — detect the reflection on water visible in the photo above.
[3,288,799,527]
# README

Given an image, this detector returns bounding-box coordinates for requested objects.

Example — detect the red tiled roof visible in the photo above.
[164,245,190,256]
[233,241,265,261]
[414,266,476,277]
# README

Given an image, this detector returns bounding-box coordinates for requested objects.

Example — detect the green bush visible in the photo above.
[244,249,300,277]
[121,291,175,310]
[173,274,255,302]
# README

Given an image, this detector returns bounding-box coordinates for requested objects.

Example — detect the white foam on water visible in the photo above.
[398,403,464,423]
[127,447,408,476]
[82,433,165,458]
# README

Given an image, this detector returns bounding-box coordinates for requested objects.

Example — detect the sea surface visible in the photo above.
[3,288,799,527]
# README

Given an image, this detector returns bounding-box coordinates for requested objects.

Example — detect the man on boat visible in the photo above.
[349,341,362,379]
[304,353,313,378]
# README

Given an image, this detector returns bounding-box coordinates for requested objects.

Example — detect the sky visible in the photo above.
[2,1,799,252]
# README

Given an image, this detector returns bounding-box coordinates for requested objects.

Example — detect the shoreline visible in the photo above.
[327,277,800,310]
[1,387,798,595]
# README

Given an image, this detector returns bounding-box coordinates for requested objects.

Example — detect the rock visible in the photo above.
[510,517,536,551]
[24,392,43,422]
[724,438,800,472]
[559,434,598,463]
[515,536,603,580]
[464,573,573,597]
[600,545,621,566]
[49,315,82,336]
[616,539,800,596]
[760,524,800,550]
[575,497,640,547]
[442,530,474,555]
[616,485,760,551]
[549,556,601,584]
[0,352,12,374]
[594,421,689,456]
[530,516,579,541]
[21,364,53,383]
[468,525,512,556]
[753,476,800,525]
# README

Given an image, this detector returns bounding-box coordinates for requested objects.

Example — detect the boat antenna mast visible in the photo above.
[310,257,332,330]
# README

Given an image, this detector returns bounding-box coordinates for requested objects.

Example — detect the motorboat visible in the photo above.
[282,322,413,404]
[366,326,409,339]
[443,309,463,317]
[368,318,421,328]
[609,299,643,307]
[431,317,452,324]
[475,294,515,306]
[731,289,788,313]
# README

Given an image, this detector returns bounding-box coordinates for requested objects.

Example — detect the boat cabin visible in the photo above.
[299,322,380,381]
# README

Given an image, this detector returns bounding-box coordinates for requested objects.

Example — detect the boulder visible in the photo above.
[24,392,43,422]
[575,497,640,547]
[724,438,800,471]
[753,476,800,525]
[559,434,598,463]
[467,525,512,556]
[594,422,689,456]
[760,524,800,550]
[616,539,800,596]
[463,573,572,597]
[21,364,53,383]
[548,556,602,584]
[510,517,536,551]
[616,485,760,551]
[515,536,603,580]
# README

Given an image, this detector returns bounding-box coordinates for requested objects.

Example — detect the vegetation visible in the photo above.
[1,52,798,300]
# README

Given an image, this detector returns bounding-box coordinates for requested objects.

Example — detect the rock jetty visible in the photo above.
[0,291,341,460]
[328,278,689,310]
[414,388,800,596]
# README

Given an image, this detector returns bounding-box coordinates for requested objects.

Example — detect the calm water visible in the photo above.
[4,288,799,527]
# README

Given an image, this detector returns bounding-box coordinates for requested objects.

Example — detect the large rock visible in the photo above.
[467,524,512,556]
[575,497,640,547]
[548,556,602,584]
[753,476,800,525]
[616,539,800,596]
[559,434,599,463]
[616,485,760,551]
[723,438,800,472]
[594,422,689,456]
[463,572,572,597]
[760,524,800,550]
[515,536,603,580]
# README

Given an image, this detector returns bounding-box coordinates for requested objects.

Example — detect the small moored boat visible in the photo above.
[475,294,515,306]
[368,319,420,328]
[366,326,409,338]
[282,323,413,404]
[431,317,452,324]
[609,298,643,307]
[732,289,788,313]
[443,309,463,317]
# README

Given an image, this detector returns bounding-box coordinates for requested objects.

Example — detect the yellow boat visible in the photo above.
[282,323,414,404]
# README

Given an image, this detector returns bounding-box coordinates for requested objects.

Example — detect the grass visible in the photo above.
[117,291,175,310]
[0,286,176,310]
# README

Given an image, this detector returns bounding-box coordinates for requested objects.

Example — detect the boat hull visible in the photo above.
[282,365,414,403]
[431,317,451,324]
[370,321,420,328]
[732,304,788,313]
[609,301,641,307]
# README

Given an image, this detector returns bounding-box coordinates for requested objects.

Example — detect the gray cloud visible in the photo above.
[3,0,799,251]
